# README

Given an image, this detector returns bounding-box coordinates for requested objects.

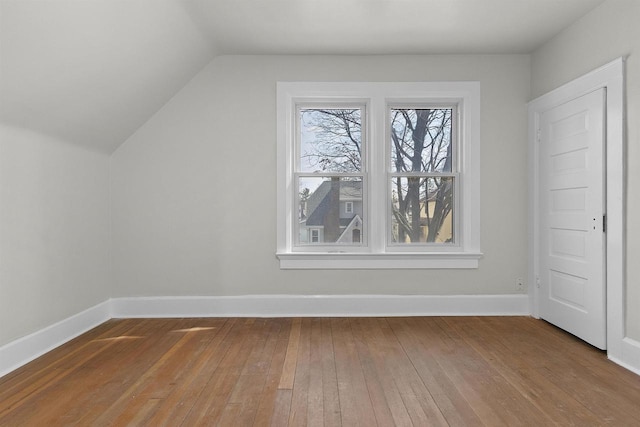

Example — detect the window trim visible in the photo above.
[276,82,482,269]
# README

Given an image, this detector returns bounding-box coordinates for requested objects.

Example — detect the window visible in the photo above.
[345,201,354,214]
[389,108,455,245]
[277,82,481,269]
[297,107,365,246]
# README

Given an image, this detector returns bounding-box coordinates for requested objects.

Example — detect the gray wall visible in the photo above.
[111,54,531,298]
[531,0,640,340]
[0,124,111,346]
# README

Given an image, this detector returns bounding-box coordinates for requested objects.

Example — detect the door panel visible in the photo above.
[538,88,606,349]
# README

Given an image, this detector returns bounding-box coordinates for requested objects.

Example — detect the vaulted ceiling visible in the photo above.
[1,0,605,153]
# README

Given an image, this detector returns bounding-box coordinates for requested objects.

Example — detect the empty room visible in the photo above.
[1,0,639,425]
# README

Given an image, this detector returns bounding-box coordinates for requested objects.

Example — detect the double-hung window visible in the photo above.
[277,82,482,269]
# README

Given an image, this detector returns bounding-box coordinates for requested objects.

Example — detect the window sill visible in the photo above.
[276,252,482,269]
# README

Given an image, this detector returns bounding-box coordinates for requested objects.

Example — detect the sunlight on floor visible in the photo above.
[171,327,217,333]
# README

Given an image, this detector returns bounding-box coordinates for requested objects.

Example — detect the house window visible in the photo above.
[277,82,481,269]
[345,201,354,214]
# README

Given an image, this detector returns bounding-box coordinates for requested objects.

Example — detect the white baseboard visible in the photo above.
[609,337,640,376]
[0,300,111,378]
[0,294,528,378]
[0,294,529,378]
[4,294,639,379]
[110,294,530,318]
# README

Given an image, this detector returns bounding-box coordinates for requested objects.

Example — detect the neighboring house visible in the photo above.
[299,180,363,244]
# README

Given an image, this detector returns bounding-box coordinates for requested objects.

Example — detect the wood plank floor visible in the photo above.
[1,317,640,426]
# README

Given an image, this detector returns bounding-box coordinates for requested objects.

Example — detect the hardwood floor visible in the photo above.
[1,317,639,426]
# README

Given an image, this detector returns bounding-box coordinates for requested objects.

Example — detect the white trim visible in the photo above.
[0,300,111,378]
[110,294,529,318]
[4,293,639,379]
[277,251,481,269]
[528,58,625,358]
[608,337,640,376]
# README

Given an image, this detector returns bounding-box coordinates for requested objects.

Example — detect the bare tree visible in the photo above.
[300,109,361,173]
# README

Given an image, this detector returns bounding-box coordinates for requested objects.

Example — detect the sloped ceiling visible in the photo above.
[0,0,215,153]
[0,0,605,153]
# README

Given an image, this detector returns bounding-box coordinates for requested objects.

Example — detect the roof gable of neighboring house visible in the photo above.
[336,214,363,243]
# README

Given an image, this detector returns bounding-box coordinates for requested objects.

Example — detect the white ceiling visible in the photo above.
[0,0,605,153]
[185,0,605,55]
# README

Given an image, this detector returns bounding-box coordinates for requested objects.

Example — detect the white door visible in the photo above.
[538,88,606,349]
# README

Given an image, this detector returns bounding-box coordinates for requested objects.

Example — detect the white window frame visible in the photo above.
[386,103,459,250]
[294,103,368,250]
[277,82,482,269]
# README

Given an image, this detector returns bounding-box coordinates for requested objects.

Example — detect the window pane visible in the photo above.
[299,176,364,244]
[299,108,362,173]
[390,108,453,173]
[390,176,454,243]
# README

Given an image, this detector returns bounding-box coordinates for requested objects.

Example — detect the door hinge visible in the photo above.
[603,214,607,233]
[536,276,541,288]
[536,128,542,143]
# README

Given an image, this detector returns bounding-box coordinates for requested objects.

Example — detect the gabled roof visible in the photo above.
[0,0,215,153]
[337,215,363,244]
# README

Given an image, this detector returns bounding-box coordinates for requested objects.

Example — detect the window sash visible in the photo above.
[385,105,459,248]
[387,106,457,174]
[295,104,366,174]
[293,103,367,250]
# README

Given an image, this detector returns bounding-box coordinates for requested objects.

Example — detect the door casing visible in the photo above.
[528,57,625,357]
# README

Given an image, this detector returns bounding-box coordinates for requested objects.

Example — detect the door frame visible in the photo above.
[528,58,625,355]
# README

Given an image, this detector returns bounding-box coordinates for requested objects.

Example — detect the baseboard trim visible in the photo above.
[609,337,640,376]
[110,294,530,318]
[0,300,111,378]
[4,294,639,379]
